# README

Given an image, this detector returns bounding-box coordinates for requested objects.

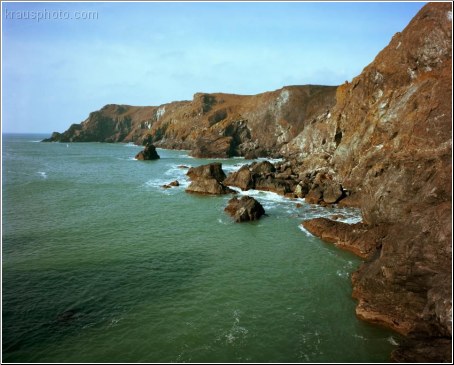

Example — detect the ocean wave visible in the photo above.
[387,336,399,346]
[256,157,284,164]
[37,171,48,179]
[298,225,314,237]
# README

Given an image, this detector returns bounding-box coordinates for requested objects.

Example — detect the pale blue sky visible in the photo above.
[2,1,426,133]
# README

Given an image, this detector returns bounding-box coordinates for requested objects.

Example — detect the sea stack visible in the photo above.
[135,143,160,160]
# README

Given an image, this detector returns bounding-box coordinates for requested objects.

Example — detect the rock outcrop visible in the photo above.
[301,218,384,260]
[41,2,451,360]
[135,143,160,160]
[43,85,337,158]
[186,163,227,183]
[185,163,235,195]
[224,160,297,196]
[224,196,265,222]
[297,3,452,361]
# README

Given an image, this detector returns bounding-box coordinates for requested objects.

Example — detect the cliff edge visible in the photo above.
[298,3,452,361]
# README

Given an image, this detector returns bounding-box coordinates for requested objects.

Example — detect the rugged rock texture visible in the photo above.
[225,160,297,195]
[390,337,452,363]
[135,143,160,160]
[301,218,384,260]
[186,179,235,195]
[41,2,451,360]
[297,3,452,361]
[186,163,227,183]
[185,163,235,195]
[43,85,337,158]
[224,196,265,222]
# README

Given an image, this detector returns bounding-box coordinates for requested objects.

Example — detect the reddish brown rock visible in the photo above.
[224,196,265,222]
[186,179,235,195]
[291,6,452,359]
[301,218,384,260]
[224,165,254,190]
[186,163,227,182]
[185,163,234,195]
[250,161,276,175]
[390,337,452,363]
[190,136,234,158]
[44,86,337,156]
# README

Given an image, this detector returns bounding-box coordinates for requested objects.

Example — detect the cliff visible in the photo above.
[44,85,337,158]
[297,3,452,361]
[43,2,452,361]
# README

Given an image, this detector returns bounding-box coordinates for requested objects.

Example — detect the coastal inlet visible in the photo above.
[2,134,398,362]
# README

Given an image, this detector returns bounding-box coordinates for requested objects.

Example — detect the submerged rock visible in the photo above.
[224,196,265,222]
[162,180,179,189]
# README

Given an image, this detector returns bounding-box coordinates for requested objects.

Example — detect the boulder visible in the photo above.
[186,178,235,195]
[250,161,276,175]
[135,143,160,160]
[186,163,226,182]
[224,196,265,222]
[224,165,254,190]
[322,181,344,204]
[254,176,296,195]
[304,186,323,204]
[162,180,179,189]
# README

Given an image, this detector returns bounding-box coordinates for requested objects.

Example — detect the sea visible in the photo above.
[2,133,398,363]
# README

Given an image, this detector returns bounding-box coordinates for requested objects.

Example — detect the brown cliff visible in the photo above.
[298,3,452,361]
[42,2,452,361]
[44,85,337,158]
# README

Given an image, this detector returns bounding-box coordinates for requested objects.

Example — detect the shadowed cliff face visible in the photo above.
[292,2,452,354]
[45,85,337,158]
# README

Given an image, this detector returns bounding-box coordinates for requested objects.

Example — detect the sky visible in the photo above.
[1,1,427,134]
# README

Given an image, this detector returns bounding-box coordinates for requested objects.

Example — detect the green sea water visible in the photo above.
[2,134,397,363]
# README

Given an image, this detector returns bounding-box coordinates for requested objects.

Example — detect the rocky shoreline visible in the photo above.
[43,3,452,362]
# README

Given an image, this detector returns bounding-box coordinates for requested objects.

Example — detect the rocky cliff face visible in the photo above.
[43,2,451,360]
[295,3,452,360]
[44,85,337,158]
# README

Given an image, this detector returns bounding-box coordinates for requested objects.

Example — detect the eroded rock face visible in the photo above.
[185,163,234,195]
[301,218,384,259]
[186,179,235,195]
[186,163,226,183]
[135,143,160,160]
[291,4,452,360]
[224,196,265,222]
[43,86,337,157]
[224,161,296,195]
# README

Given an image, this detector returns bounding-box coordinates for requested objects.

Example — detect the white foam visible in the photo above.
[353,334,367,340]
[336,270,349,279]
[298,225,314,237]
[339,216,362,224]
[124,143,141,148]
[387,336,399,346]
[256,157,284,164]
[37,171,47,179]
